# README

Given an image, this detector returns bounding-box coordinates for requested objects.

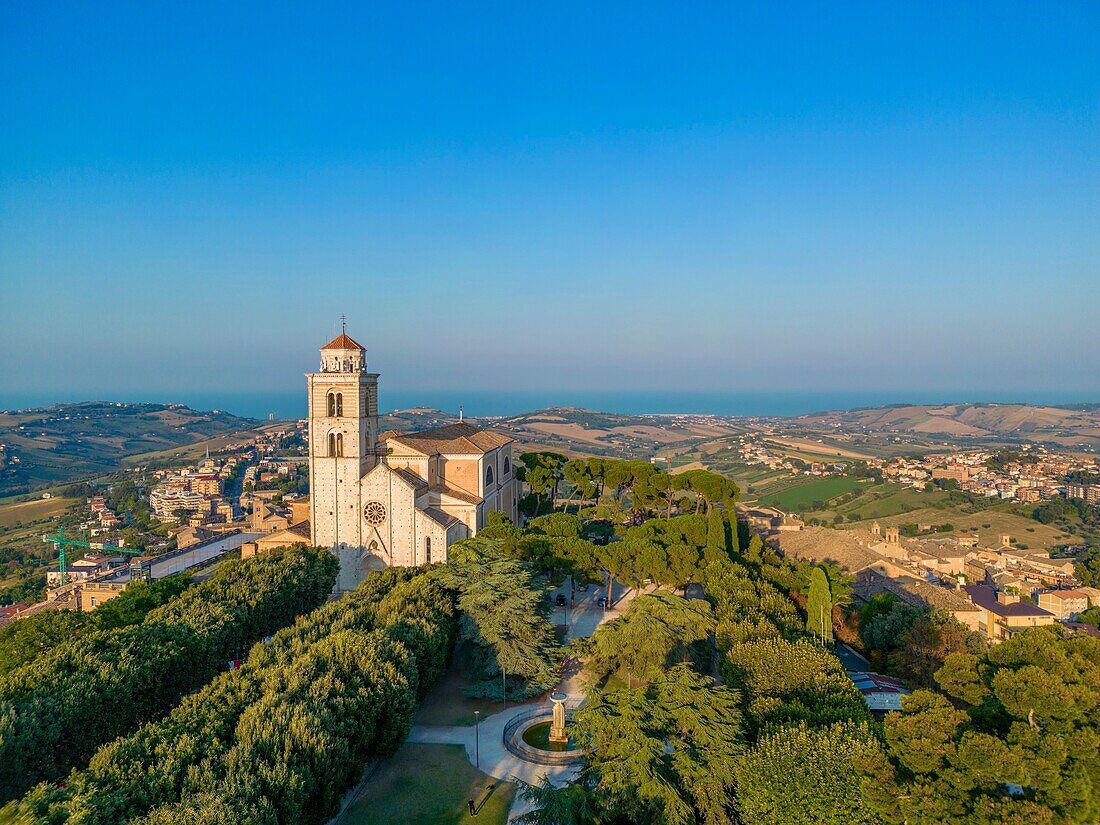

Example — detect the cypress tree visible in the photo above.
[705,508,727,562]
[727,513,740,556]
[806,566,833,644]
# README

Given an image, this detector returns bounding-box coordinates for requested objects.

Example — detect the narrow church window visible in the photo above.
[335,392,343,416]
[425,537,431,563]
[327,392,336,417]
[503,456,511,475]
[328,432,343,457]
[485,465,494,486]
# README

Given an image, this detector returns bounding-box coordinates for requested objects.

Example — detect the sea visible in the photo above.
[2,389,1096,422]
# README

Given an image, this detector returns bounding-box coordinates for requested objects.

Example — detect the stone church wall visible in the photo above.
[443,456,480,498]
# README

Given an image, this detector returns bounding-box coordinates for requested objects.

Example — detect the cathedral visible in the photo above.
[306,330,518,591]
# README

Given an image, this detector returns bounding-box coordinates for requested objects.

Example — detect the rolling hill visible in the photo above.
[0,402,261,495]
[799,403,1100,447]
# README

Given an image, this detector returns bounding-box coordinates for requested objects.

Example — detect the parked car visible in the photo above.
[555,593,567,606]
[596,596,608,608]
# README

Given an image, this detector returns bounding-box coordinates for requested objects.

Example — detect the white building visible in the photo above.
[308,330,519,591]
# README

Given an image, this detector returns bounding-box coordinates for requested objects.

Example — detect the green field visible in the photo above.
[830,484,950,520]
[0,497,77,528]
[335,744,513,825]
[0,402,258,496]
[761,476,866,511]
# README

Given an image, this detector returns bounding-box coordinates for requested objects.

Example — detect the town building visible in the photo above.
[848,671,911,715]
[963,585,1055,641]
[1037,589,1092,621]
[149,488,208,522]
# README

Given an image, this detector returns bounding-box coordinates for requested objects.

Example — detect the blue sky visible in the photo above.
[1,1,1097,406]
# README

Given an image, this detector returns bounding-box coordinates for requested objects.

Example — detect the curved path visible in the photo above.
[407,579,653,820]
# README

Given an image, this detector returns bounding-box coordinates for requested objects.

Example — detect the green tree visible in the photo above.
[862,604,983,687]
[706,508,728,563]
[723,637,868,733]
[1075,546,1100,587]
[514,777,598,825]
[16,569,456,825]
[871,629,1100,825]
[93,574,194,630]
[0,545,338,804]
[805,566,833,644]
[585,592,715,687]
[561,459,597,513]
[1076,605,1100,627]
[734,722,889,825]
[575,664,742,825]
[432,537,562,699]
[0,609,88,677]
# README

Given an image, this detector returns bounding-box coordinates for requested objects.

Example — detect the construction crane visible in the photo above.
[42,527,141,585]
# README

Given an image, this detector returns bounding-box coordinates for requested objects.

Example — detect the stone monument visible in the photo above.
[549,691,568,744]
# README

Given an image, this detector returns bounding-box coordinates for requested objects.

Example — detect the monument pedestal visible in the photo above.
[549,691,568,744]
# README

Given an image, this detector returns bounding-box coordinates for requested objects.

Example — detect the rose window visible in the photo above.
[363,501,387,525]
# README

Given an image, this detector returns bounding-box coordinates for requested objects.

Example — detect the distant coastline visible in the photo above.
[3,389,1099,422]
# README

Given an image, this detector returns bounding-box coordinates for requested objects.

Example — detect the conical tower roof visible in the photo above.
[321,332,365,350]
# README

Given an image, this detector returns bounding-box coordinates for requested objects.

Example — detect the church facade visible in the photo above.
[307,331,518,590]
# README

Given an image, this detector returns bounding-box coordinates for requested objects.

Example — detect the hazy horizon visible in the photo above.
[4,387,1100,423]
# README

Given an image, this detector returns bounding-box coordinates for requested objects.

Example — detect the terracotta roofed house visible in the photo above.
[964,584,1055,641]
[1037,589,1091,621]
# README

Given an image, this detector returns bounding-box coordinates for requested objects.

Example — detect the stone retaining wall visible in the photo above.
[502,708,585,766]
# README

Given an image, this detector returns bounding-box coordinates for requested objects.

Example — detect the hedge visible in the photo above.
[0,545,337,803]
[15,567,454,825]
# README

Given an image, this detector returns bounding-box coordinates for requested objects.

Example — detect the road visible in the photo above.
[549,575,652,642]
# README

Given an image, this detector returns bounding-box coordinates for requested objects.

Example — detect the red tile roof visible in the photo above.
[321,332,366,351]
[964,585,1053,618]
[382,422,512,456]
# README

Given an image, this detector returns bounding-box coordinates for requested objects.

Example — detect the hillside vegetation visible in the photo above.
[0,402,260,496]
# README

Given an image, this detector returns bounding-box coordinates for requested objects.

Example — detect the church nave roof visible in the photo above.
[381,422,512,456]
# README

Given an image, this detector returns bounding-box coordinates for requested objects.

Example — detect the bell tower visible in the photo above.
[307,323,380,558]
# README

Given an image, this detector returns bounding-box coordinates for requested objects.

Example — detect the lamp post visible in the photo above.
[474,710,480,769]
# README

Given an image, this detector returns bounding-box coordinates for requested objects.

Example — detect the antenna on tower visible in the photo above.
[340,314,347,335]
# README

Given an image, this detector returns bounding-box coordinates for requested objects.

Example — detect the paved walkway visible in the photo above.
[407,578,651,821]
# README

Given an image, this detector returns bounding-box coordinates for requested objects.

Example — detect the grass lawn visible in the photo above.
[762,476,866,512]
[335,744,514,825]
[414,657,506,727]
